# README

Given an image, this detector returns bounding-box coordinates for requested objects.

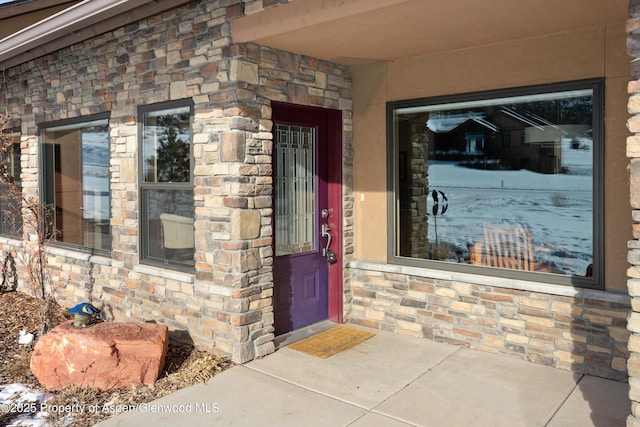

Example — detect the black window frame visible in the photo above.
[39,113,112,255]
[386,78,605,289]
[0,128,22,237]
[138,99,195,272]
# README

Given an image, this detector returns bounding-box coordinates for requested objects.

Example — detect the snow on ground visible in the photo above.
[0,383,55,427]
[426,142,593,276]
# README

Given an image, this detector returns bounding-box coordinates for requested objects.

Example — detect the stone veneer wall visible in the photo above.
[0,0,352,363]
[628,0,640,424]
[350,262,630,381]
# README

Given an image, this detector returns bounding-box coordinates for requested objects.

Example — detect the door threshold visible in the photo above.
[274,320,337,350]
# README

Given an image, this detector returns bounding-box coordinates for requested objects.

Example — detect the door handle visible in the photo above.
[321,223,331,253]
[321,223,337,264]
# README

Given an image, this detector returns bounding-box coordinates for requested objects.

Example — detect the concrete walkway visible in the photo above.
[97,325,629,427]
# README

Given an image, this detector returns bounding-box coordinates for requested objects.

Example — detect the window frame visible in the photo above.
[386,78,604,289]
[39,113,112,255]
[0,128,22,237]
[138,99,195,272]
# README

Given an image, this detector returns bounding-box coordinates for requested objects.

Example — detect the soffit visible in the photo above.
[233,0,630,66]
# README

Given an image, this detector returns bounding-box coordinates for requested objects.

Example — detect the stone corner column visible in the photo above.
[627,1,640,424]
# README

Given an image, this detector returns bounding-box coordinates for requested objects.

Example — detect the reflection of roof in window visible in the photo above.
[427,106,572,135]
[426,113,500,133]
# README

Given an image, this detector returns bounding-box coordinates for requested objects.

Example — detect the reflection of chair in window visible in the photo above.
[159,213,194,249]
[469,224,535,271]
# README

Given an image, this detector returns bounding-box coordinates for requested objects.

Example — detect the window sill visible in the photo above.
[349,260,628,304]
[46,245,111,266]
[134,264,194,283]
[0,235,24,248]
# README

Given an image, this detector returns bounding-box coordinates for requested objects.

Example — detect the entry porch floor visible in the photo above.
[97,323,629,426]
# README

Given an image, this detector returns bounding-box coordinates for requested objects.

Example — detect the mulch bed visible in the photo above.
[0,291,232,427]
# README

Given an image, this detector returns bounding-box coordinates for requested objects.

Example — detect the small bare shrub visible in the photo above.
[550,192,569,208]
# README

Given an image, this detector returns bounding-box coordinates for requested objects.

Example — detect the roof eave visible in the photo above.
[0,0,78,20]
[0,0,193,70]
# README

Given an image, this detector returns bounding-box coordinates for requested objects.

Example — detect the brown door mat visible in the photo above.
[287,325,375,358]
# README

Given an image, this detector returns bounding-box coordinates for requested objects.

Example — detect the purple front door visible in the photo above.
[272,104,330,334]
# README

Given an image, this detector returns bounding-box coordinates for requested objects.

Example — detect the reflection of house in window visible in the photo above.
[427,106,589,174]
[428,113,495,158]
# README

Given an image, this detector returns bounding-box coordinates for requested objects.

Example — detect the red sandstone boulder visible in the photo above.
[30,321,168,391]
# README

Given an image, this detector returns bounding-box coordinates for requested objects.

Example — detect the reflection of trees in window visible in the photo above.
[518,97,592,125]
[145,113,190,183]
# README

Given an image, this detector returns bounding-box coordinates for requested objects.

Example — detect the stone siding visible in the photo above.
[0,0,352,363]
[628,0,640,424]
[350,262,630,381]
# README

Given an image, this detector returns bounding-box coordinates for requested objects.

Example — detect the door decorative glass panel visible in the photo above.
[274,124,316,256]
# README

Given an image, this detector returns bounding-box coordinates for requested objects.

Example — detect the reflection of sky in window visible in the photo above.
[82,127,109,166]
[81,126,109,220]
[396,89,592,115]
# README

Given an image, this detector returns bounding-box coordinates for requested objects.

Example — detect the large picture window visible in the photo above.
[0,130,22,236]
[389,79,603,288]
[41,115,111,253]
[139,100,194,271]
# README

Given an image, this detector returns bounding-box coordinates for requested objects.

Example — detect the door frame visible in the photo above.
[271,101,344,325]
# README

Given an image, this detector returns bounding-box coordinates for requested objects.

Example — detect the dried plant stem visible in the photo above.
[0,106,58,335]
